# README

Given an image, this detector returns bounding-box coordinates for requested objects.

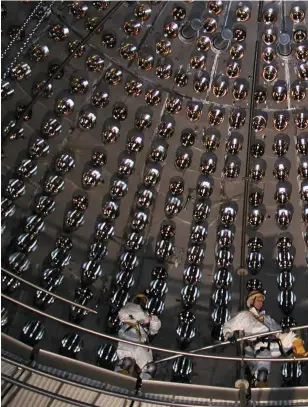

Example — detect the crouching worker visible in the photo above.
[114,293,161,380]
[222,290,308,388]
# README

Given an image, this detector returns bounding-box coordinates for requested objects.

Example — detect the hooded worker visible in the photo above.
[114,293,161,379]
[222,290,308,388]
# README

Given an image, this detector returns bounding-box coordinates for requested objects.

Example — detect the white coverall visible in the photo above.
[116,302,161,369]
[222,307,296,376]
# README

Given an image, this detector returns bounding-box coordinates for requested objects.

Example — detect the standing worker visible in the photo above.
[222,290,308,388]
[115,293,161,379]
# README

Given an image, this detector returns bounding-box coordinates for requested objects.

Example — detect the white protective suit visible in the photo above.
[222,307,296,376]
[116,302,161,369]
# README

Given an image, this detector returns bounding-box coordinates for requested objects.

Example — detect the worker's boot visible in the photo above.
[255,368,269,388]
[115,357,134,375]
[292,338,308,357]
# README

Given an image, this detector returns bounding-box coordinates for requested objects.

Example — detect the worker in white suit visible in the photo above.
[222,290,308,388]
[115,293,161,379]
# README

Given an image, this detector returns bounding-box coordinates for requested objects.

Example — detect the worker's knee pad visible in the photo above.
[140,362,157,380]
[256,368,269,383]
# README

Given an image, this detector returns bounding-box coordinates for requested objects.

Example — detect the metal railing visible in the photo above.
[2,267,97,314]
[2,292,308,363]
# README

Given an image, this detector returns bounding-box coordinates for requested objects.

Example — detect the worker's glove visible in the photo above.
[228,335,237,344]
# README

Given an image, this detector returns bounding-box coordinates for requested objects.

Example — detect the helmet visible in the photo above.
[246,290,265,308]
[133,293,148,307]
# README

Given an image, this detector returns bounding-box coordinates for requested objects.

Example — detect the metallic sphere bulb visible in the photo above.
[164,196,182,217]
[92,150,107,167]
[32,79,53,99]
[190,224,207,244]
[212,74,229,98]
[149,142,167,162]
[123,20,141,37]
[262,7,277,24]
[207,1,223,15]
[125,232,144,251]
[5,179,26,200]
[181,130,196,147]
[85,16,102,33]
[68,40,86,58]
[196,36,211,52]
[247,236,263,251]
[160,224,176,238]
[207,107,225,126]
[300,182,308,202]
[233,27,246,42]
[7,251,30,275]
[273,113,289,132]
[226,135,242,155]
[215,248,233,268]
[202,130,220,151]
[246,251,264,273]
[2,80,15,100]
[229,109,246,129]
[272,139,289,156]
[181,284,200,308]
[295,45,308,62]
[223,158,241,179]
[28,44,49,62]
[249,190,264,207]
[277,271,295,291]
[262,46,276,63]
[197,178,213,198]
[54,153,75,174]
[217,228,234,248]
[152,266,168,281]
[157,120,175,139]
[114,271,134,289]
[70,76,89,94]
[155,239,174,261]
[200,153,217,174]
[230,43,245,60]
[249,164,265,182]
[112,104,127,121]
[138,52,154,70]
[86,55,104,72]
[203,17,217,34]
[60,333,84,358]
[212,287,231,307]
[43,175,65,196]
[92,1,110,10]
[179,311,196,325]
[145,88,161,106]
[166,95,182,114]
[64,209,85,232]
[10,62,31,81]
[2,198,16,219]
[172,5,186,20]
[68,2,88,18]
[226,61,241,79]
[298,160,308,179]
[91,90,109,108]
[254,88,267,104]
[220,206,236,227]
[169,179,184,196]
[193,201,211,222]
[277,290,296,315]
[235,4,251,22]
[193,71,209,93]
[183,265,202,285]
[82,168,103,189]
[156,58,173,79]
[275,207,292,229]
[211,306,230,325]
[21,320,45,346]
[72,194,88,211]
[293,29,307,44]
[14,232,38,253]
[78,111,97,130]
[294,111,308,130]
[303,205,308,224]
[135,187,155,209]
[130,211,148,232]
[276,236,292,251]
[213,268,232,289]
[248,208,265,228]
[187,244,205,265]
[40,118,61,139]
[262,65,278,82]
[297,62,308,80]
[109,179,128,200]
[232,80,248,100]
[48,24,70,41]
[101,32,117,48]
[250,142,265,157]
[35,195,56,217]
[149,279,168,298]
[135,112,152,130]
[276,251,294,271]
[156,39,172,56]
[163,21,179,39]
[273,162,290,181]
[275,186,290,204]
[119,40,138,60]
[174,70,188,87]
[126,133,144,154]
[14,158,37,180]
[175,151,192,171]
[101,124,120,144]
[109,288,130,313]
[102,201,120,220]
[95,222,114,241]
[290,83,306,101]
[3,120,24,141]
[104,67,122,85]
[125,79,143,97]
[289,5,305,23]
[246,278,263,293]
[55,97,74,117]
[172,357,193,384]
[187,101,203,122]
[134,3,152,21]
[272,83,287,103]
